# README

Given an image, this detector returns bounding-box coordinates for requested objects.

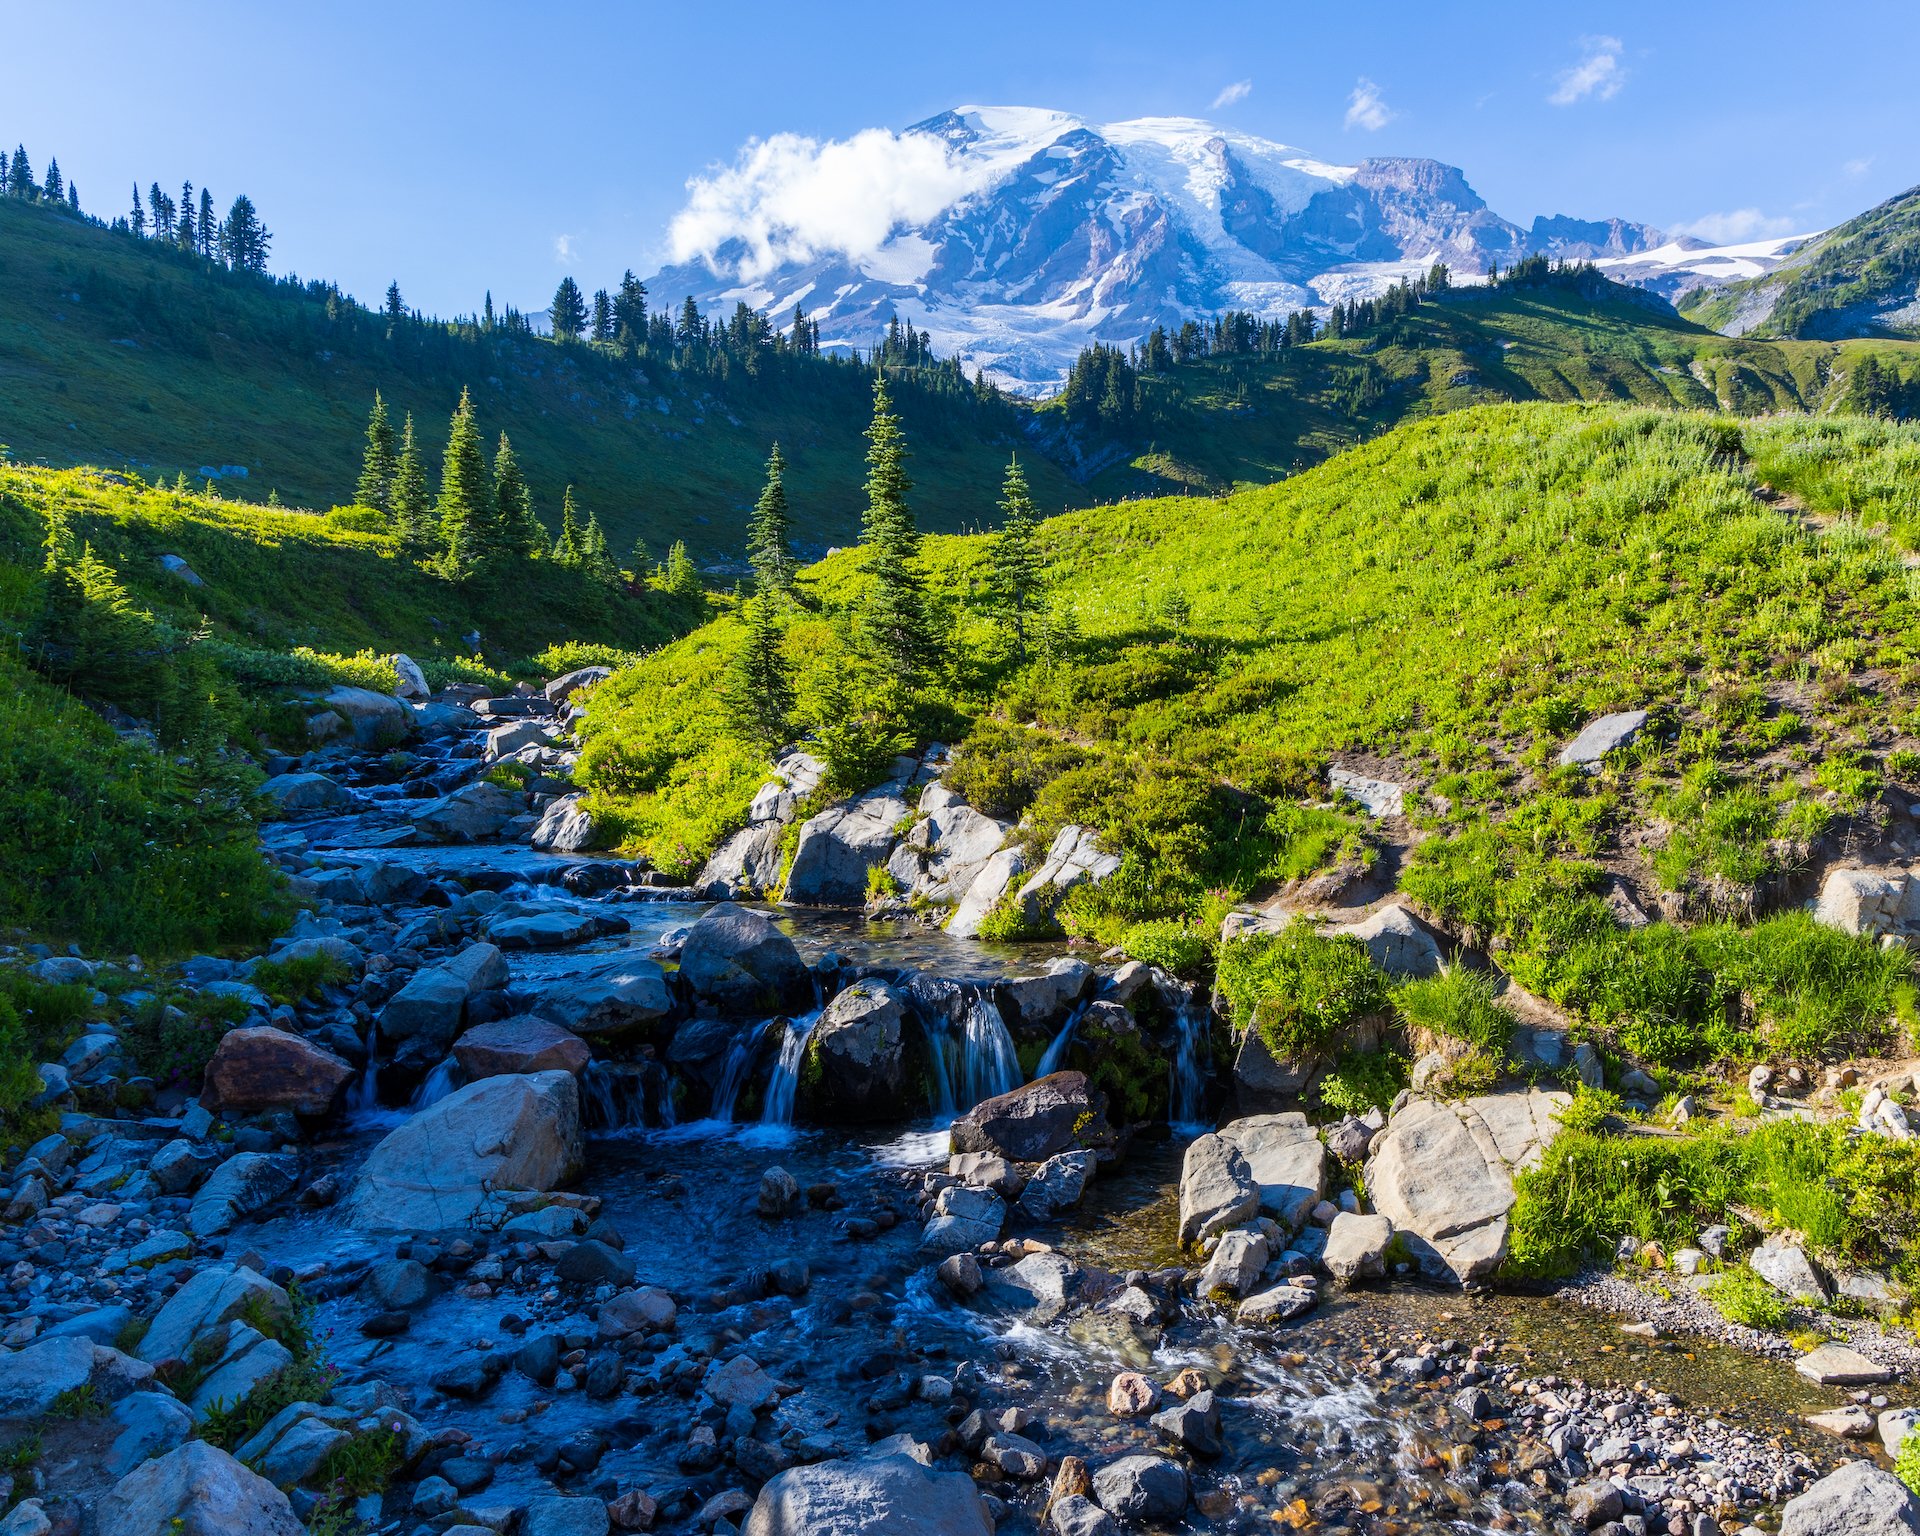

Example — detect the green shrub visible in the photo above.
[1392,967,1511,1054]
[1704,1265,1792,1330]
[944,717,1089,821]
[1215,919,1387,1060]
[122,990,250,1089]
[523,640,641,678]
[1116,920,1215,981]
[249,952,352,1003]
[1898,1426,1920,1498]
[1314,1049,1407,1118]
[322,505,391,536]
[1555,1087,1626,1136]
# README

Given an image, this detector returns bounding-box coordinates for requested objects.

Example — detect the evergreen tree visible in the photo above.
[580,510,617,583]
[549,276,587,341]
[197,187,216,259]
[590,288,614,343]
[42,158,61,202]
[355,392,397,513]
[858,376,931,682]
[614,271,647,344]
[628,536,650,578]
[989,455,1045,660]
[149,182,171,239]
[726,592,794,748]
[391,412,431,556]
[662,540,701,599]
[435,388,496,578]
[746,443,796,597]
[482,290,495,329]
[220,194,268,271]
[176,183,197,251]
[66,181,78,213]
[8,147,31,198]
[492,433,543,559]
[129,184,144,237]
[385,282,404,323]
[552,485,584,566]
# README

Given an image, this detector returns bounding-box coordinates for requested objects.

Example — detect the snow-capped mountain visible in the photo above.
[646,106,1680,392]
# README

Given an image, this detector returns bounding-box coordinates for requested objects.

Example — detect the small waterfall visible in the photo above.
[760,1009,822,1128]
[1170,1003,1210,1132]
[924,1019,959,1122]
[960,995,1020,1110]
[710,1019,774,1121]
[346,1034,381,1115]
[409,1056,460,1110]
[1033,1003,1085,1080]
[582,1062,651,1131]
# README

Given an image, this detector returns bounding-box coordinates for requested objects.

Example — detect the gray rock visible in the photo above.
[678,907,814,1018]
[189,1153,295,1236]
[1197,1229,1269,1298]
[704,1354,778,1412]
[698,820,785,895]
[996,959,1094,1031]
[137,1264,288,1363]
[981,1252,1111,1323]
[545,665,612,703]
[921,1185,1006,1256]
[1151,1388,1222,1458]
[1778,1460,1920,1535]
[342,1070,583,1231]
[1326,903,1441,978]
[1091,1454,1187,1522]
[1013,824,1121,930]
[96,1440,303,1536]
[946,847,1026,938]
[411,780,523,842]
[0,1336,150,1417]
[531,794,601,854]
[1795,1344,1893,1386]
[525,955,675,1039]
[523,1495,613,1536]
[322,684,414,747]
[1329,767,1404,817]
[950,1071,1112,1163]
[806,980,909,1120]
[1050,1494,1119,1536]
[106,1389,194,1478]
[1235,1284,1318,1325]
[1882,1408,1920,1457]
[1217,1113,1326,1229]
[1558,709,1648,769]
[1178,1134,1259,1245]
[1018,1151,1096,1221]
[185,1324,294,1421]
[453,1016,591,1079]
[366,1259,435,1310]
[1753,1236,1831,1305]
[255,773,353,816]
[744,1452,995,1535]
[784,785,912,905]
[1322,1212,1393,1283]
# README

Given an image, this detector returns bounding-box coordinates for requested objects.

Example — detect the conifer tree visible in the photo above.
[614,272,647,345]
[198,187,216,259]
[8,147,31,198]
[550,277,587,341]
[746,443,796,598]
[726,591,794,748]
[591,288,614,343]
[628,536,650,578]
[356,392,397,513]
[482,291,495,329]
[129,184,144,237]
[148,182,171,239]
[391,412,431,556]
[492,433,543,559]
[175,184,196,251]
[385,282,404,323]
[553,485,584,566]
[42,158,61,202]
[858,376,931,682]
[435,388,495,579]
[662,540,701,599]
[580,510,617,583]
[66,182,78,213]
[989,455,1045,660]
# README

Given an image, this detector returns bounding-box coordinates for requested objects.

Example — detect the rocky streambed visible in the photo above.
[1,678,1916,1536]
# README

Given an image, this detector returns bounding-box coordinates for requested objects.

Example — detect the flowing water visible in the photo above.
[1169,1002,1210,1131]
[759,1009,823,1128]
[1033,1001,1084,1079]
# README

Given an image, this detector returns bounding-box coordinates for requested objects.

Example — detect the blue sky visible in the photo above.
[6,1,1914,317]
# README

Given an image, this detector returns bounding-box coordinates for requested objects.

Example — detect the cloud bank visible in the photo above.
[668,128,979,280]
[1344,78,1394,132]
[1669,208,1797,244]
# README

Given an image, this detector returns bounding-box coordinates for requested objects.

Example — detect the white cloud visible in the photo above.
[668,128,984,280]
[1344,77,1394,132]
[553,234,576,263]
[1211,79,1253,110]
[1669,208,1797,244]
[1549,35,1626,106]
[1844,155,1874,178]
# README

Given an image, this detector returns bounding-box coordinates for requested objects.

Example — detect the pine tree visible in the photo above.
[591,288,614,343]
[580,511,617,583]
[726,591,794,748]
[746,443,796,598]
[482,291,495,329]
[385,282,404,323]
[989,455,1045,660]
[492,433,543,559]
[148,182,171,239]
[8,147,31,198]
[129,184,144,237]
[42,158,61,202]
[662,540,701,599]
[220,194,268,271]
[614,271,647,345]
[552,485,584,566]
[175,183,196,252]
[628,536,650,578]
[355,392,397,513]
[391,412,431,556]
[858,376,931,682]
[66,181,78,213]
[435,387,495,579]
[549,276,587,341]
[198,188,216,259]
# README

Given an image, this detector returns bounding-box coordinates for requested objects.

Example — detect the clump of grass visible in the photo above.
[249,951,352,1004]
[1392,967,1511,1055]
[1314,1048,1407,1117]
[1704,1265,1793,1331]
[1215,919,1386,1061]
[1115,919,1215,981]
[46,1384,105,1419]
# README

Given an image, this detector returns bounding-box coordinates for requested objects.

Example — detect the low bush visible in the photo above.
[1703,1265,1793,1331]
[1215,919,1387,1061]
[122,989,250,1088]
[250,951,352,1004]
[1314,1049,1407,1118]
[1115,919,1215,981]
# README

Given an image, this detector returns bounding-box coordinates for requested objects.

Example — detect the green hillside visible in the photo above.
[581,402,1920,1068]
[1054,271,1920,501]
[0,196,1082,560]
[1682,183,1920,341]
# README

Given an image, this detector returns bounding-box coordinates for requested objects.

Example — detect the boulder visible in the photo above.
[1795,1344,1893,1386]
[1217,1114,1326,1229]
[255,773,352,816]
[784,785,912,905]
[911,801,1011,905]
[1753,1236,1831,1305]
[138,1264,288,1364]
[380,943,509,1050]
[1364,1088,1566,1284]
[524,1496,613,1536]
[946,847,1026,938]
[1557,709,1648,769]
[342,1070,583,1231]
[1326,903,1442,979]
[950,1072,1112,1163]
[1328,767,1404,817]
[1323,1212,1393,1282]
[597,1286,677,1339]
[1091,1454,1187,1523]
[1018,1151,1096,1221]
[1815,868,1911,940]
[391,653,430,699]
[1778,1460,1920,1536]
[485,906,626,949]
[453,1016,591,1079]
[804,980,909,1121]
[1013,825,1122,929]
[105,1390,194,1478]
[321,685,414,747]
[201,1026,353,1116]
[1236,1283,1318,1325]
[546,664,613,702]
[921,1185,1006,1256]
[698,820,785,896]
[1197,1229,1269,1298]
[744,1453,995,1536]
[96,1440,303,1536]
[189,1153,296,1236]
[185,1324,294,1422]
[411,699,482,738]
[677,906,813,1015]
[485,719,552,760]
[0,1336,150,1417]
[527,955,676,1039]
[1178,1134,1260,1245]
[997,959,1095,1033]
[531,794,600,853]
[411,780,524,843]
[159,553,204,586]
[981,1252,1112,1322]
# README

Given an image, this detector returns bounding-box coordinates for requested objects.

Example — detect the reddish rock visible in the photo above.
[453,1016,592,1079]
[202,1026,353,1115]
